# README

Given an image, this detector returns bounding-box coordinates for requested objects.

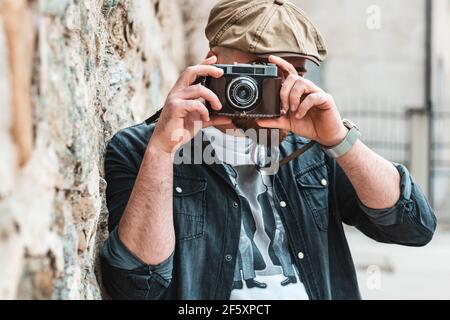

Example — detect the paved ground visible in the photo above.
[345,225,450,300]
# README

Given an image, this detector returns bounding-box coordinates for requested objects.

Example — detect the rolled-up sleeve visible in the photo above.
[336,162,437,246]
[101,227,174,300]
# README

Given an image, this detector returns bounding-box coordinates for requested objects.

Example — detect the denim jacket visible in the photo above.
[100,122,436,300]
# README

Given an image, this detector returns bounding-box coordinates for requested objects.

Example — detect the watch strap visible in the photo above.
[321,124,360,159]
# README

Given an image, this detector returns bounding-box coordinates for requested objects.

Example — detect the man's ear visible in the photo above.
[206,50,216,59]
[200,50,218,65]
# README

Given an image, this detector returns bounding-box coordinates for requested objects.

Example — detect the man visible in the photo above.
[101,0,436,300]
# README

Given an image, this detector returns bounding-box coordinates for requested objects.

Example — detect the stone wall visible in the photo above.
[0,0,214,299]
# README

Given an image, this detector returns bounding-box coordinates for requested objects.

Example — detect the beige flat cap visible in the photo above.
[206,0,327,65]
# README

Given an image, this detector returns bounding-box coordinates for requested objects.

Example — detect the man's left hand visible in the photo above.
[257,55,348,147]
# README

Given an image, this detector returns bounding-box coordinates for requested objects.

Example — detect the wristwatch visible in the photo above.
[320,119,361,159]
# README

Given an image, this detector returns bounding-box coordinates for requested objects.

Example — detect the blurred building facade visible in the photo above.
[291,0,450,298]
[295,0,450,222]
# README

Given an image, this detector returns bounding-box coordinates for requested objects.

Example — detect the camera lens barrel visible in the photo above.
[226,76,260,110]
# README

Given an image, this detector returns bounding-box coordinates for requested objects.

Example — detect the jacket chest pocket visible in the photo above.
[296,162,330,231]
[173,176,207,242]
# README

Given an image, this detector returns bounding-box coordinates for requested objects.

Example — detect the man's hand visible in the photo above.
[151,56,231,154]
[257,55,348,147]
[257,56,401,210]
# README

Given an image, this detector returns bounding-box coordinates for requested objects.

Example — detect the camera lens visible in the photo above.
[227,77,259,110]
[238,88,250,100]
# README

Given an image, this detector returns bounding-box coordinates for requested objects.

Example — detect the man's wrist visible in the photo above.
[147,137,175,159]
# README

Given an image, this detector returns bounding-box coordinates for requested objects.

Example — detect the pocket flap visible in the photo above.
[173,176,207,196]
[296,162,328,189]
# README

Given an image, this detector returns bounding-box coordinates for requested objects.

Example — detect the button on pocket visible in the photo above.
[173,176,207,242]
[296,162,329,231]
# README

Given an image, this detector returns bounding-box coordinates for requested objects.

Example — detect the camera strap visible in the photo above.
[276,140,316,168]
[144,109,316,168]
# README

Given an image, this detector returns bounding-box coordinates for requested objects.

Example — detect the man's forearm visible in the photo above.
[336,139,401,210]
[118,139,175,265]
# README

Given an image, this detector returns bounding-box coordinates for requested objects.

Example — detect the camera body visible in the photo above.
[202,63,281,118]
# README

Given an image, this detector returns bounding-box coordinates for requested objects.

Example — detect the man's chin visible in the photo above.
[231,118,289,145]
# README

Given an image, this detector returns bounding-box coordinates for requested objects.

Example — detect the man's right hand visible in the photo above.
[150,56,231,155]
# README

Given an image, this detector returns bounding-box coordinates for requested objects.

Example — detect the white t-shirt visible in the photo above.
[203,127,309,300]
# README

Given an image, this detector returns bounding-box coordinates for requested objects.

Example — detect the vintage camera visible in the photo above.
[201,63,281,118]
